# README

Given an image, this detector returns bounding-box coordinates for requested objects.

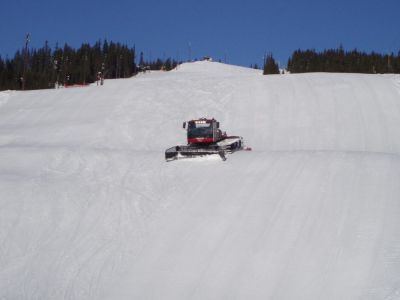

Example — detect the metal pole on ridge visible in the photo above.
[22,33,30,90]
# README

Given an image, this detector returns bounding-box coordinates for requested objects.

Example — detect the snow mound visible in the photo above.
[175,60,261,75]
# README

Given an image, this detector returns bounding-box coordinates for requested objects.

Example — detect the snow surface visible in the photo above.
[1,61,400,299]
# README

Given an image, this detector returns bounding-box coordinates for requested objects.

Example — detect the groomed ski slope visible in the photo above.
[0,61,400,299]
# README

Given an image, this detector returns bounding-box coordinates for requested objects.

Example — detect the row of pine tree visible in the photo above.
[286,47,400,74]
[1,41,400,90]
[263,48,400,75]
[0,40,179,91]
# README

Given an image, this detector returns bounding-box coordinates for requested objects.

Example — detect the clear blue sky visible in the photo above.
[1,0,399,67]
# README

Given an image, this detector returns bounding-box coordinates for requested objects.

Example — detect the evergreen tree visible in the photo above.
[263,54,280,75]
[139,52,145,67]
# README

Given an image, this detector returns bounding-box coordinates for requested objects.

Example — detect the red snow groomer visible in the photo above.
[165,118,250,161]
